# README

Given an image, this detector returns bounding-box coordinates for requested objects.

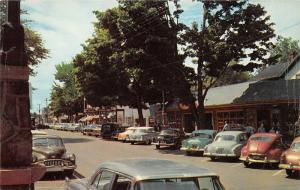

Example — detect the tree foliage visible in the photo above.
[50,62,83,118]
[270,35,300,63]
[180,0,276,128]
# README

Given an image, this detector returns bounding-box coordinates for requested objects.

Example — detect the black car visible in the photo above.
[101,123,120,139]
[152,128,186,149]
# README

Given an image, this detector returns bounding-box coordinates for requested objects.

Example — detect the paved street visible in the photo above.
[36,130,300,190]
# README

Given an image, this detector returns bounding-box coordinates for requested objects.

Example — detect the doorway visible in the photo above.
[257,109,271,132]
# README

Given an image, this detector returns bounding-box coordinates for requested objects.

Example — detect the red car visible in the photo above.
[240,133,286,167]
[279,136,300,177]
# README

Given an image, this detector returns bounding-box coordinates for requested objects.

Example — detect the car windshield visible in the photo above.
[160,130,176,135]
[135,177,224,190]
[193,133,212,139]
[250,136,273,142]
[215,135,235,142]
[134,129,151,133]
[291,142,300,151]
[33,138,64,147]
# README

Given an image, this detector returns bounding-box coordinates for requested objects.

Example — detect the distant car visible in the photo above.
[240,133,286,168]
[89,125,102,137]
[68,123,83,132]
[128,127,158,145]
[279,136,300,177]
[65,159,226,190]
[82,125,98,136]
[60,123,71,131]
[117,127,137,142]
[204,131,248,160]
[32,134,76,176]
[152,128,186,149]
[111,126,126,140]
[35,124,50,129]
[101,123,120,139]
[181,129,217,155]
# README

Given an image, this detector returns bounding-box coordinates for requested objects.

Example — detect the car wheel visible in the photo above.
[122,140,126,143]
[286,169,294,177]
[270,163,279,169]
[186,151,191,156]
[131,141,135,145]
[156,145,160,149]
[147,140,151,145]
[243,161,250,168]
[210,156,216,161]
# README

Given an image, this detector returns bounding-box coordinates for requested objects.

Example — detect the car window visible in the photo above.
[215,135,235,142]
[250,136,273,142]
[291,142,300,151]
[112,175,132,190]
[33,138,64,147]
[92,170,115,190]
[239,134,247,142]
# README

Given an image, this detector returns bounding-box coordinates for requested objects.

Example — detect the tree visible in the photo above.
[50,62,83,119]
[270,35,300,63]
[22,10,49,76]
[180,1,276,128]
[75,1,189,126]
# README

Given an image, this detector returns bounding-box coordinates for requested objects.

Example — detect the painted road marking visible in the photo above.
[272,169,284,176]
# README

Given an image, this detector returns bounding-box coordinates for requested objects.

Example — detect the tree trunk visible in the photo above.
[136,96,145,126]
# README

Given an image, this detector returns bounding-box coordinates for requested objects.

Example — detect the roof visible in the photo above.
[233,79,300,104]
[99,159,216,181]
[204,81,254,106]
[251,133,282,138]
[250,54,300,81]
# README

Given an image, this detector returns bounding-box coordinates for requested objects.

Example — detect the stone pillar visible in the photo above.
[0,1,44,189]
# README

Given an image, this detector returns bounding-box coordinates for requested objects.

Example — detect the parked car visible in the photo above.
[181,129,217,155]
[279,136,300,177]
[204,131,248,160]
[240,133,286,167]
[82,125,99,136]
[68,123,83,132]
[60,123,71,131]
[111,126,127,140]
[128,127,158,145]
[89,125,102,137]
[152,128,186,149]
[65,158,226,190]
[32,134,76,176]
[117,127,137,142]
[101,123,120,139]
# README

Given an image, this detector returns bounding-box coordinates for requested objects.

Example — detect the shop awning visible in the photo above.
[79,116,87,122]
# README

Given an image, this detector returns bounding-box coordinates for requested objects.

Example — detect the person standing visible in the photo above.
[257,122,266,133]
[223,121,231,131]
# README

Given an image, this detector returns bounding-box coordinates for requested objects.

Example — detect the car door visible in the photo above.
[90,170,116,190]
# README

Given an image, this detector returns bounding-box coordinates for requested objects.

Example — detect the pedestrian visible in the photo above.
[223,121,231,131]
[245,124,254,138]
[269,126,275,133]
[257,122,266,133]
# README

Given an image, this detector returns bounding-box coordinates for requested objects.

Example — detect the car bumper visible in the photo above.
[240,156,279,163]
[152,142,176,146]
[204,152,237,157]
[46,165,76,172]
[279,164,300,170]
[180,147,204,152]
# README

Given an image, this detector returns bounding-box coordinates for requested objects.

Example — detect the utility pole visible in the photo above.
[45,98,48,123]
[38,103,41,125]
[0,1,45,189]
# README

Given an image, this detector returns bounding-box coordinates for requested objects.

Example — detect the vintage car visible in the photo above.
[68,123,83,132]
[85,124,101,136]
[65,159,226,190]
[152,128,185,149]
[181,129,217,155]
[117,127,137,142]
[204,131,248,160]
[111,126,126,140]
[279,136,300,177]
[128,127,158,145]
[82,125,97,135]
[32,134,76,176]
[101,123,120,139]
[240,133,286,167]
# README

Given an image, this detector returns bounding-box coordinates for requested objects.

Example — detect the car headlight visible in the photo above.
[204,145,208,152]
[32,155,38,163]
[69,154,76,161]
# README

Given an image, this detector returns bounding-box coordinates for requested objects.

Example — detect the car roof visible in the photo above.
[31,130,47,136]
[99,158,217,181]
[134,127,153,130]
[162,128,180,131]
[251,133,282,138]
[216,131,245,136]
[32,134,61,139]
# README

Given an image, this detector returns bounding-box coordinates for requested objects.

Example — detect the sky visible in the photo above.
[21,0,300,113]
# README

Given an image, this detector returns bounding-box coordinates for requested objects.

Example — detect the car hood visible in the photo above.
[33,146,66,159]
[283,149,300,165]
[247,141,272,154]
[66,178,88,190]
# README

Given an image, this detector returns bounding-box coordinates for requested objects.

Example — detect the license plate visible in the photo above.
[47,167,63,172]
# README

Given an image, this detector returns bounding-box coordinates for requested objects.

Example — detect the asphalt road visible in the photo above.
[36,129,300,190]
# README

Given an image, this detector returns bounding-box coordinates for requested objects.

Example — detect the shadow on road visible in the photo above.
[243,163,281,170]
[63,137,93,144]
[39,173,76,181]
[207,158,241,163]
[157,147,185,155]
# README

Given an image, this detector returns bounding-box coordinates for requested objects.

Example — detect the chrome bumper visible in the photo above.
[152,142,176,146]
[240,156,279,163]
[204,152,237,157]
[279,164,300,170]
[180,147,204,152]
